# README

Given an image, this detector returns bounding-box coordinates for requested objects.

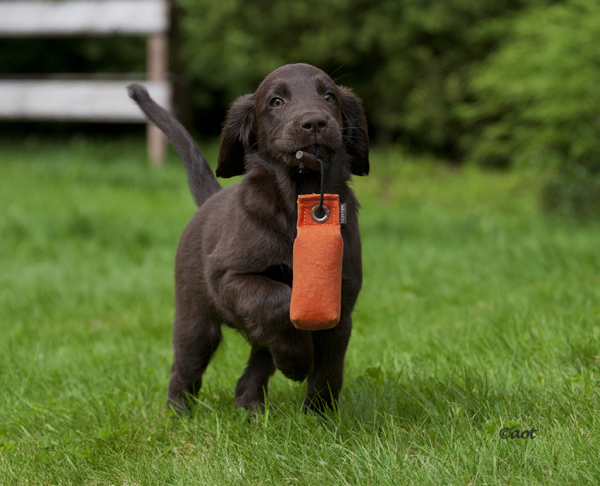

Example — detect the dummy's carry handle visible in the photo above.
[290,194,343,330]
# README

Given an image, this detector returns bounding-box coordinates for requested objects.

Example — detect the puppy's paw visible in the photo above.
[303,393,336,415]
[280,365,311,382]
[235,378,266,411]
[273,353,313,382]
[166,394,192,417]
[235,392,265,412]
[270,331,314,381]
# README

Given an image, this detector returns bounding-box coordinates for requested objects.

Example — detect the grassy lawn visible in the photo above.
[1,136,599,484]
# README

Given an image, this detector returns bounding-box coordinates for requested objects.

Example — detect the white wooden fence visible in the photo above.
[0,0,171,165]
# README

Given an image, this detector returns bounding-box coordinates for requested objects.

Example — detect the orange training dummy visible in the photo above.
[290,193,343,330]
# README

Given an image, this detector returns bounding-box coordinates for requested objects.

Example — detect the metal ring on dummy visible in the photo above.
[310,203,330,224]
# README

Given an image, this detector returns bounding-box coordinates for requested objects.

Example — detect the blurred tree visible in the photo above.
[179,0,545,154]
[461,0,600,218]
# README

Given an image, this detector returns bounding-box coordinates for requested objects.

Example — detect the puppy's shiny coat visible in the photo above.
[128,63,369,413]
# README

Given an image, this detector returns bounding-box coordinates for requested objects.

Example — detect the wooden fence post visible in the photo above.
[147,31,168,166]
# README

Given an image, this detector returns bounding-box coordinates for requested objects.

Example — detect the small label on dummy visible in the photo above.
[339,203,347,224]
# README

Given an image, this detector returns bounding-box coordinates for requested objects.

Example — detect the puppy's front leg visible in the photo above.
[303,313,352,413]
[213,270,314,382]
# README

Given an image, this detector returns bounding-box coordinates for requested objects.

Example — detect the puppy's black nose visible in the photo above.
[301,114,327,134]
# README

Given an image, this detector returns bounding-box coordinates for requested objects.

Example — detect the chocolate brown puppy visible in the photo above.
[128,63,369,414]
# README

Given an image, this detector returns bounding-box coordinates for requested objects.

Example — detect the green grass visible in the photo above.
[1,136,599,485]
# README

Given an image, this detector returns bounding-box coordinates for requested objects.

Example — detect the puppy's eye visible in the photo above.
[270,98,285,108]
[324,93,336,104]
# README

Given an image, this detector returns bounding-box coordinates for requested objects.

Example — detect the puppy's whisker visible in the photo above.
[328,63,346,78]
[332,72,355,82]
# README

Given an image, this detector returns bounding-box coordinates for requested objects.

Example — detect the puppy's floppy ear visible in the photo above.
[338,86,369,176]
[216,94,256,178]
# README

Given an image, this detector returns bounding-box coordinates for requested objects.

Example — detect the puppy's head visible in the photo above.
[217,63,369,178]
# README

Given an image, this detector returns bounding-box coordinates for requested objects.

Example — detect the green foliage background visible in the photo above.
[2,0,594,162]
[460,0,600,218]
[177,0,600,215]
[463,0,600,171]
[2,0,599,215]
[178,0,545,156]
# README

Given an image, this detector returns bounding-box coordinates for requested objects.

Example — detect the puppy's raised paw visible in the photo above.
[272,348,313,382]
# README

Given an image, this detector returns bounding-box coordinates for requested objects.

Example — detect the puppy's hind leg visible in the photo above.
[168,313,222,415]
[235,346,276,412]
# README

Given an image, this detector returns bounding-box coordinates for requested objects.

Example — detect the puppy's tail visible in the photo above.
[127,83,221,207]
